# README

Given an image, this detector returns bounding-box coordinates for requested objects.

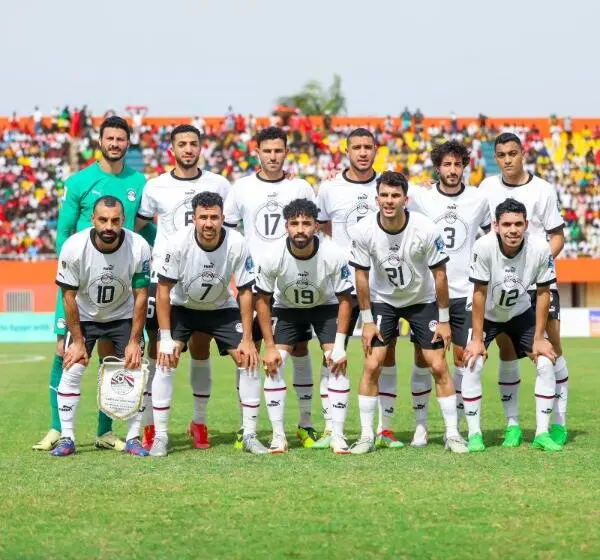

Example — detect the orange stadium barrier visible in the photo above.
[1,260,600,312]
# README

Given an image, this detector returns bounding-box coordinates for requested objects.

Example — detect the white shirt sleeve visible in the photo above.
[332,259,354,295]
[540,185,565,233]
[469,239,490,284]
[56,241,79,289]
[223,184,241,226]
[348,228,371,270]
[135,240,152,275]
[316,183,330,222]
[234,240,255,289]
[535,246,557,287]
[255,256,277,295]
[302,181,316,202]
[425,228,450,269]
[137,184,156,219]
[158,237,181,283]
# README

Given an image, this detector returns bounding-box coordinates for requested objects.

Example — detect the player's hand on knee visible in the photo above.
[262,345,282,377]
[124,341,142,370]
[237,340,258,370]
[158,332,176,369]
[532,338,557,365]
[361,323,382,356]
[463,340,485,370]
[64,340,88,370]
[432,322,451,351]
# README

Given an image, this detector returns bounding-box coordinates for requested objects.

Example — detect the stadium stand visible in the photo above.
[1,109,598,258]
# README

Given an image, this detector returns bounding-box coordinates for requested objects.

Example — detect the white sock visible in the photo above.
[453,366,466,423]
[552,356,569,427]
[319,365,332,432]
[142,358,156,428]
[535,356,556,436]
[411,365,432,429]
[236,367,242,429]
[437,395,460,439]
[291,354,313,428]
[126,412,143,441]
[152,365,176,438]
[358,395,377,441]
[328,373,350,438]
[238,368,260,435]
[264,374,287,437]
[57,363,86,441]
[190,358,211,425]
[498,359,520,427]
[377,365,397,433]
[461,358,484,437]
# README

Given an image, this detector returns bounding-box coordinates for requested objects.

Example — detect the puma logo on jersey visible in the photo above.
[103,264,115,271]
[389,243,400,252]
[203,263,215,269]
[447,204,457,210]
[267,191,278,198]
[298,271,310,277]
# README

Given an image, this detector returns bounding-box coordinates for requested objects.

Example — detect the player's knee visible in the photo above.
[291,340,309,357]
[414,345,427,368]
[453,347,465,368]
[363,356,382,380]
[429,355,449,380]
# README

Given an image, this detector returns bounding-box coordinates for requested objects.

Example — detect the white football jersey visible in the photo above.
[349,211,449,308]
[255,237,353,309]
[137,170,230,274]
[478,174,564,239]
[408,184,491,299]
[56,228,151,322]
[469,232,556,323]
[159,227,254,311]
[223,173,315,260]
[316,170,378,249]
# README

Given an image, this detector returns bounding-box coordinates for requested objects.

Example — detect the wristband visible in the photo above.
[361,309,374,324]
[159,329,175,355]
[438,307,450,323]
[328,332,347,362]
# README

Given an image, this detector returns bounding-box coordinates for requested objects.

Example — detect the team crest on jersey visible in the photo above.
[235,323,243,333]
[127,189,136,202]
[428,320,438,332]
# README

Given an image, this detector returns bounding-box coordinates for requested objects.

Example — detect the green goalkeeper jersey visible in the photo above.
[55,162,156,253]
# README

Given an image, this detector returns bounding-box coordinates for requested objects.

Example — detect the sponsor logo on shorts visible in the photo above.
[235,323,243,333]
[127,189,137,202]
[428,320,438,332]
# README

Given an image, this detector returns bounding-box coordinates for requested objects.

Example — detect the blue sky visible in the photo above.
[4,0,598,117]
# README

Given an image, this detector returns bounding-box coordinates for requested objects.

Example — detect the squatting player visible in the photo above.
[478,133,568,447]
[348,171,468,454]
[135,124,230,450]
[317,128,402,449]
[152,192,261,456]
[407,140,491,446]
[223,126,318,449]
[51,196,151,457]
[33,116,156,452]
[462,198,561,452]
[255,199,354,454]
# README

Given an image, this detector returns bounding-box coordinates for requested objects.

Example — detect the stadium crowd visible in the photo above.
[1,108,599,258]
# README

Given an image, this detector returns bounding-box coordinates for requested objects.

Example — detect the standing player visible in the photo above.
[348,171,467,454]
[462,198,561,452]
[151,192,262,456]
[223,127,318,449]
[317,128,401,449]
[478,133,568,447]
[51,196,151,457]
[33,116,156,452]
[135,124,230,450]
[406,140,491,446]
[255,199,354,454]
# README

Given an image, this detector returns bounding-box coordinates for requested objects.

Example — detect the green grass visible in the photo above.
[0,339,599,559]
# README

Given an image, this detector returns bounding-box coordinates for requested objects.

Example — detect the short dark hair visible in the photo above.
[495,198,527,222]
[171,124,201,144]
[376,171,408,194]
[93,195,124,214]
[256,126,287,148]
[347,127,376,145]
[99,116,130,140]
[494,132,522,149]
[191,191,224,212]
[431,140,470,168]
[283,199,319,221]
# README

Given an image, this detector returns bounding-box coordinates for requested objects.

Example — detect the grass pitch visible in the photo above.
[0,338,598,559]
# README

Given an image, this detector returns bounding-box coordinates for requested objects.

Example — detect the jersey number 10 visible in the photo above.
[96,285,115,304]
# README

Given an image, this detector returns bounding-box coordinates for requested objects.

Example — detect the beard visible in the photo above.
[100,146,125,162]
[290,235,311,249]
[97,230,118,243]
[175,155,200,170]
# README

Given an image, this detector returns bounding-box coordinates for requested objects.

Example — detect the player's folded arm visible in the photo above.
[429,255,450,270]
